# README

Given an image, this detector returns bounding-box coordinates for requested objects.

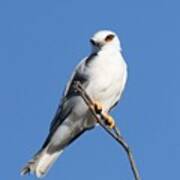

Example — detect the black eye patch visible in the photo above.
[105,34,115,42]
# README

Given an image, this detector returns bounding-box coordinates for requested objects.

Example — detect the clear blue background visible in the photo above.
[0,0,179,179]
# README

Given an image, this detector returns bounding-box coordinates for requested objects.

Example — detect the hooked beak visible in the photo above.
[90,39,101,48]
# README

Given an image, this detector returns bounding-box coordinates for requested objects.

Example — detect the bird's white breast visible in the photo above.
[86,50,127,111]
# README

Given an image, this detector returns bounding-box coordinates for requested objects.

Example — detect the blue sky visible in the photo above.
[0,0,179,179]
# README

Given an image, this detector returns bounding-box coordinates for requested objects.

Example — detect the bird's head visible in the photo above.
[90,30,121,53]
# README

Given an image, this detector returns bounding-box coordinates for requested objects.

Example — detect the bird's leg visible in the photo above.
[90,100,115,129]
[91,101,103,114]
[101,112,115,129]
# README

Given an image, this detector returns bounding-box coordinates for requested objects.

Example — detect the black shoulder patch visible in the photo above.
[85,53,97,66]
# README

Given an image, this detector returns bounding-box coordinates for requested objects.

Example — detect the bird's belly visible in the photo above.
[85,54,127,112]
[89,75,123,111]
[98,84,121,110]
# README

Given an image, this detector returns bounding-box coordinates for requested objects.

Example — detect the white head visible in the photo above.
[90,30,121,53]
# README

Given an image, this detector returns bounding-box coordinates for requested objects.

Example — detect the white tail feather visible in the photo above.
[21,149,63,178]
[35,150,63,178]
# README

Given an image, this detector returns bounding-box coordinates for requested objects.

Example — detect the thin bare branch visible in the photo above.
[73,81,141,180]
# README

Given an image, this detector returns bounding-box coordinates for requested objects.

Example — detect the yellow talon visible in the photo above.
[103,112,115,129]
[90,101,115,128]
[93,101,103,114]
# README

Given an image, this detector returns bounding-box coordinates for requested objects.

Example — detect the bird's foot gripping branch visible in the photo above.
[73,81,141,180]
[90,100,115,129]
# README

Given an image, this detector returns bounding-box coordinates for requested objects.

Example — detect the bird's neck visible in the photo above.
[99,47,121,58]
[91,44,121,54]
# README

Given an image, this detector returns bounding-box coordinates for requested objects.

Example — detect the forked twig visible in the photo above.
[73,81,141,180]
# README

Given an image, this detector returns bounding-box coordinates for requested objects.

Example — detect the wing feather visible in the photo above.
[49,57,89,133]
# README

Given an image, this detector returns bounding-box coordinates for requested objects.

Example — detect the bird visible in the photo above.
[20,30,128,178]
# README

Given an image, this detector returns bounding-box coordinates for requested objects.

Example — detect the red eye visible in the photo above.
[105,34,115,42]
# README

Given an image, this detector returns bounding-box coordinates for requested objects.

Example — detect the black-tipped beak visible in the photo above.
[90,39,100,47]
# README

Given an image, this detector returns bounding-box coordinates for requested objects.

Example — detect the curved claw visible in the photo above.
[102,112,115,129]
[93,101,103,114]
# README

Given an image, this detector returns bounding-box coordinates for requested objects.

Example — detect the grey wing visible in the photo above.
[41,59,89,149]
[49,58,89,134]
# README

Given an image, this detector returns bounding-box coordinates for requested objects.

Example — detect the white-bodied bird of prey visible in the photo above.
[21,30,128,178]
